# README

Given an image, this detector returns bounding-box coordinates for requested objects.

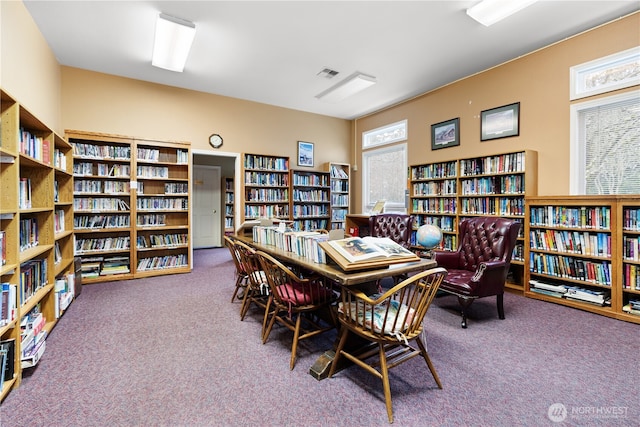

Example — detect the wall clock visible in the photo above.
[209,133,223,148]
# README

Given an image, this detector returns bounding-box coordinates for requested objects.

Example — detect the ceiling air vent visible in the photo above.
[317,68,339,79]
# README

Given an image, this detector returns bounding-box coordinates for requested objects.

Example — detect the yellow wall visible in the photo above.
[352,12,640,211]
[0,1,61,131]
[60,68,352,169]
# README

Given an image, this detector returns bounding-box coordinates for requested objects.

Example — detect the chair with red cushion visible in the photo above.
[433,216,521,328]
[234,240,271,338]
[255,250,339,370]
[328,267,447,423]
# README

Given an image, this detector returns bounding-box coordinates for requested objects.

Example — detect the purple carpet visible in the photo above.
[0,247,637,426]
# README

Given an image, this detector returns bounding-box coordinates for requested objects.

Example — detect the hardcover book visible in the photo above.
[320,236,419,271]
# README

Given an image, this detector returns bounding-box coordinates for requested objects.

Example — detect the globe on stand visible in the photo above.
[416,224,443,259]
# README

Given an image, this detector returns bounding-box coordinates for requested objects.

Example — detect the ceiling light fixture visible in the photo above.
[466,0,538,27]
[315,72,377,103]
[152,13,196,72]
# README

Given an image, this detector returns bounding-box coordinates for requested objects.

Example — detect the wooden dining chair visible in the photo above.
[224,235,249,303]
[255,250,339,370]
[328,267,447,424]
[234,240,272,337]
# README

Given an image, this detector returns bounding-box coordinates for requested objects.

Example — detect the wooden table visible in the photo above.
[237,236,437,379]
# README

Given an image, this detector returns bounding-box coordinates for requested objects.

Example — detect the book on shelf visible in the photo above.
[320,236,419,271]
[0,338,16,384]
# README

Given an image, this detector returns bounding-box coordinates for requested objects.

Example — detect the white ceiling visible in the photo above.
[23,1,640,120]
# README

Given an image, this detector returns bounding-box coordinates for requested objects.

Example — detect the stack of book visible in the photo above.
[529,279,567,298]
[622,299,640,316]
[564,286,611,306]
[252,225,328,264]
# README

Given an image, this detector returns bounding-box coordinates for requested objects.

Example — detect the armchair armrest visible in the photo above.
[433,250,459,269]
[470,260,508,296]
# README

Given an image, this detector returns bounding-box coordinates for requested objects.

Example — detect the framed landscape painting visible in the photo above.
[431,118,460,150]
[481,102,520,141]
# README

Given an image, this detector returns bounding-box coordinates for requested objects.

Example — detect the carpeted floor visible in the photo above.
[0,247,638,426]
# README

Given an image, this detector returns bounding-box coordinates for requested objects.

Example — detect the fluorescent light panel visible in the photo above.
[467,0,538,27]
[316,72,377,103]
[152,13,196,72]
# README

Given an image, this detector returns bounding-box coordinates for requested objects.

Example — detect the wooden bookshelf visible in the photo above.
[223,177,234,236]
[325,162,350,230]
[524,195,640,324]
[290,169,331,231]
[241,153,290,222]
[134,139,191,277]
[409,150,538,292]
[619,196,640,323]
[1,89,76,402]
[67,131,192,282]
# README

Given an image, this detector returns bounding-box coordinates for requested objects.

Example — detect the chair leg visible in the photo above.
[239,288,252,320]
[457,296,473,329]
[262,300,278,344]
[378,343,394,424]
[290,314,303,370]
[497,293,505,319]
[416,336,442,389]
[328,326,349,378]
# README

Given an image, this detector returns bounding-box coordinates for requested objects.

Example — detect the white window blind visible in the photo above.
[362,143,407,212]
[571,90,640,195]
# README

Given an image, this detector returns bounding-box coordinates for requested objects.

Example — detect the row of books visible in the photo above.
[244,205,290,219]
[20,306,47,369]
[411,161,457,180]
[292,189,329,202]
[75,214,130,229]
[72,142,130,160]
[460,175,524,195]
[54,273,75,319]
[622,208,640,231]
[529,206,611,229]
[530,252,611,286]
[136,254,188,271]
[54,209,65,234]
[244,171,289,186]
[622,236,640,261]
[74,179,130,194]
[530,229,611,257]
[291,219,329,232]
[413,215,455,232]
[136,198,188,211]
[18,178,31,209]
[292,205,329,217]
[136,214,167,227]
[252,226,328,264]
[529,280,611,306]
[20,259,48,306]
[623,264,640,291]
[53,148,67,170]
[73,162,131,177]
[459,196,525,216]
[0,338,16,386]
[0,283,17,327]
[329,165,349,179]
[19,128,50,164]
[245,188,289,202]
[244,155,288,171]
[412,179,457,197]
[292,175,330,187]
[412,197,457,214]
[137,165,169,178]
[136,233,188,248]
[330,181,348,192]
[74,197,130,211]
[80,256,130,278]
[460,152,526,176]
[0,231,6,265]
[75,236,130,253]
[19,218,39,252]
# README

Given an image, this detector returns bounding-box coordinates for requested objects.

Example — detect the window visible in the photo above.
[362,120,408,213]
[570,90,640,195]
[570,47,640,100]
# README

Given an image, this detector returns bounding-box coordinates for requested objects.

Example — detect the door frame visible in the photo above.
[190,149,241,258]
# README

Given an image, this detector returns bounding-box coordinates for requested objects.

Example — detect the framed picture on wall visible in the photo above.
[481,102,520,141]
[431,118,460,150]
[297,141,314,167]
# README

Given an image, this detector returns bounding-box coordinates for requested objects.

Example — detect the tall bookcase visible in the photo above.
[134,139,191,276]
[1,89,76,402]
[67,131,191,282]
[409,149,538,291]
[325,162,350,230]
[290,169,331,231]
[223,177,235,235]
[241,153,290,222]
[525,195,639,324]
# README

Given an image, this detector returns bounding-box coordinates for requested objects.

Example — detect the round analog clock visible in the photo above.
[209,133,223,148]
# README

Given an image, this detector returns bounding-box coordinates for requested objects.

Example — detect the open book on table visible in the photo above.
[320,236,420,271]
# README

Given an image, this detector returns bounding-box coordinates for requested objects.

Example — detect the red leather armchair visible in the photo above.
[434,216,521,328]
[368,213,414,248]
